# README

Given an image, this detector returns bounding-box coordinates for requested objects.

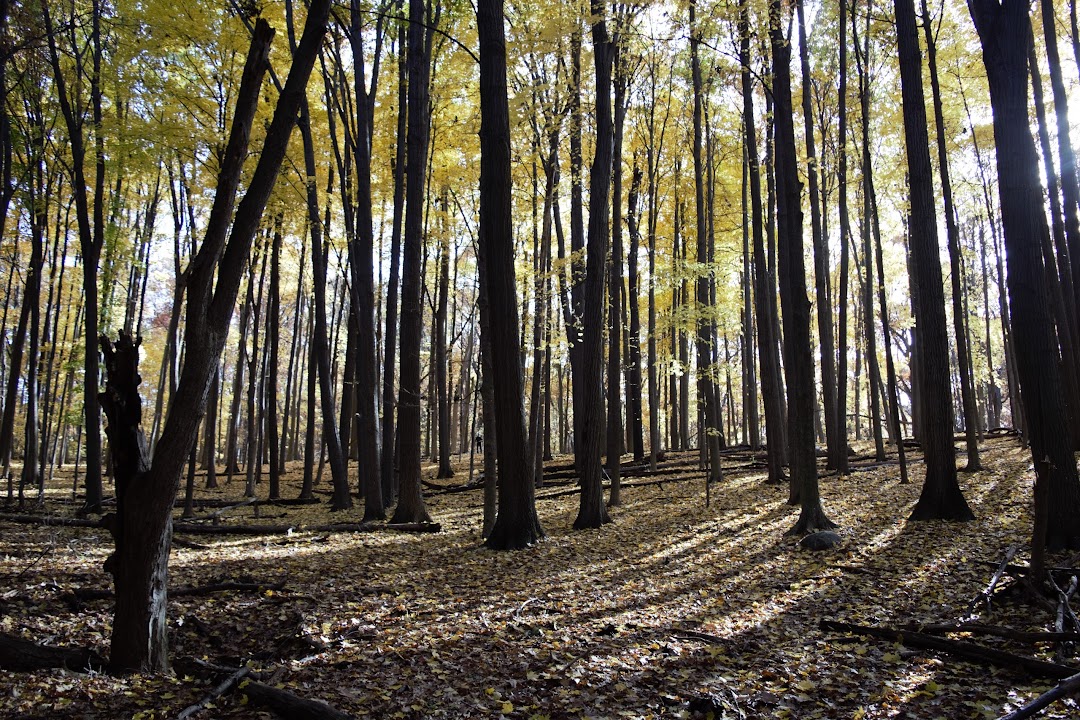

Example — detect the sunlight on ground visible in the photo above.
[1,436,1076,718]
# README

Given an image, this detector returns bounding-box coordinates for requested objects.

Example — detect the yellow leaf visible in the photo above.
[795,679,815,691]
[502,700,514,714]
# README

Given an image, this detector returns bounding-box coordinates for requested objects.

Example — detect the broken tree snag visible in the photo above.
[241,679,353,720]
[998,670,1080,720]
[0,633,106,672]
[820,619,1079,679]
[968,545,1019,615]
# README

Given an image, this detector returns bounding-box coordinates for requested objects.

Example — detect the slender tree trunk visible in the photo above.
[835,0,852,474]
[740,0,785,484]
[392,0,438,524]
[575,0,614,530]
[770,0,835,532]
[690,0,722,487]
[796,0,838,469]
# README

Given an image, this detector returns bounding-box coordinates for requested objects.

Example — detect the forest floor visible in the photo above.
[0,435,1076,719]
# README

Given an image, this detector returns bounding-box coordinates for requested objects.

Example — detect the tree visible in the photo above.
[893,0,973,521]
[477,0,544,550]
[574,0,613,531]
[968,0,1080,548]
[392,0,438,525]
[740,0,786,485]
[770,0,835,534]
[99,1,332,670]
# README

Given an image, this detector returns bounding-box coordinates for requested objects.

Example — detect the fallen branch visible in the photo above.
[195,497,257,522]
[820,619,1079,679]
[998,671,1080,720]
[0,632,106,672]
[969,545,1019,615]
[910,622,1080,644]
[177,666,251,719]
[241,679,353,720]
[671,629,727,645]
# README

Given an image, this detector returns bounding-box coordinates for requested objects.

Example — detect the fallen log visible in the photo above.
[998,670,1080,720]
[241,679,353,720]
[969,545,1019,615]
[0,512,103,528]
[172,521,441,536]
[177,666,251,719]
[0,632,106,672]
[70,579,287,605]
[820,619,1079,679]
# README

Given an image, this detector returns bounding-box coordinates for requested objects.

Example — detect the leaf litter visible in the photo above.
[0,435,1076,718]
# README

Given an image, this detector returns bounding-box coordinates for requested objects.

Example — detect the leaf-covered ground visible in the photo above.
[0,436,1076,719]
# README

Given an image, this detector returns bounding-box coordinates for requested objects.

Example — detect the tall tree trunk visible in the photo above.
[740,0,786,484]
[969,0,1080,548]
[477,0,544,548]
[575,0,614,530]
[435,229,453,478]
[627,160,645,463]
[267,223,282,499]
[796,0,838,469]
[852,7,885,462]
[690,0,722,487]
[835,0,852,474]
[893,0,973,521]
[392,0,438,524]
[770,0,835,533]
[380,3,407,507]
[922,0,982,468]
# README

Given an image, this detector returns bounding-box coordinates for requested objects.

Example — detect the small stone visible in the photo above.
[799,530,843,551]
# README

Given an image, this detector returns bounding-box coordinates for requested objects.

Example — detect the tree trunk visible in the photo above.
[102,8,329,671]
[740,0,786,485]
[770,0,835,533]
[796,0,838,471]
[477,0,544,549]
[969,0,1080,548]
[690,0,722,487]
[392,0,437,525]
[893,0,973,521]
[922,0,983,469]
[574,0,614,530]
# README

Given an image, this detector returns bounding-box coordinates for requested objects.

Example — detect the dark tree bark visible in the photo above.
[893,0,973,521]
[626,160,645,464]
[969,0,1080,548]
[267,225,282,500]
[392,0,437,525]
[740,0,785,485]
[574,0,614,530]
[477,0,544,549]
[770,0,835,533]
[344,0,387,519]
